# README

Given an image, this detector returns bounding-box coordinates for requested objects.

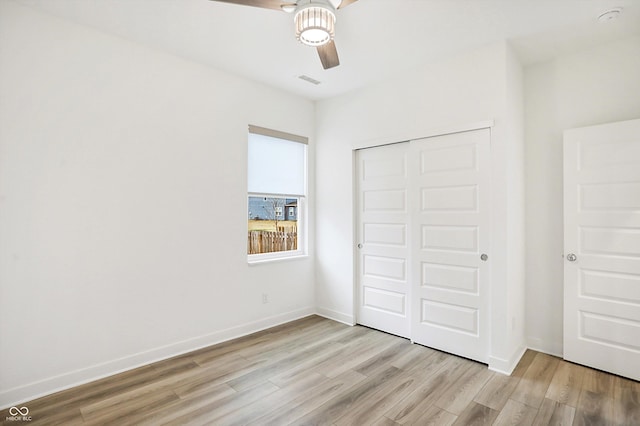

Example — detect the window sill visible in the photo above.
[247,253,308,266]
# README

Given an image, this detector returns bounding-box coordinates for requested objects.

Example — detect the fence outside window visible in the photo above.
[247,227,298,254]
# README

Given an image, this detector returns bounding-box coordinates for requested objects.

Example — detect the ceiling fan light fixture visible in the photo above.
[294,4,336,46]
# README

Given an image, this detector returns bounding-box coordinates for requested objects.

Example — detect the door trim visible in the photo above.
[351,120,494,151]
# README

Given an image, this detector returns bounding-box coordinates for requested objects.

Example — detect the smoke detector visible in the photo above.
[598,8,622,23]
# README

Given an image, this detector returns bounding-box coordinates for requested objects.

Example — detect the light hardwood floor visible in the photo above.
[2,315,639,425]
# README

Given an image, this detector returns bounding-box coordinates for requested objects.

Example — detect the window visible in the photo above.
[247,125,307,260]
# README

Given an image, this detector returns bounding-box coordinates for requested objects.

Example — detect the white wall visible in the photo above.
[505,46,526,358]
[524,35,640,355]
[315,42,527,373]
[0,2,315,406]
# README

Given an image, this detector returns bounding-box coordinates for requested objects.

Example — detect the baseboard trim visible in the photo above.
[489,345,527,375]
[527,338,563,358]
[0,306,315,409]
[315,307,354,326]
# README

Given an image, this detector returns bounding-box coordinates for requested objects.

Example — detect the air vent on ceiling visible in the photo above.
[298,75,322,85]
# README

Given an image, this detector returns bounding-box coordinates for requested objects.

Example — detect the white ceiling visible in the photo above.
[14,0,640,100]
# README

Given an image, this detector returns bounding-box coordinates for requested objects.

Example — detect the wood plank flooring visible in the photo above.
[2,315,639,425]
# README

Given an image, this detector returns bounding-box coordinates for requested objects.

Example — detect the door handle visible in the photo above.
[480,253,488,261]
[566,253,577,262]
[357,243,363,249]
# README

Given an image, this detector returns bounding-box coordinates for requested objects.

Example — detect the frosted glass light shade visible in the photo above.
[294,5,335,46]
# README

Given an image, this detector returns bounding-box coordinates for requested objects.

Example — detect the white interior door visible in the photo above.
[356,142,411,338]
[410,129,491,363]
[563,118,640,381]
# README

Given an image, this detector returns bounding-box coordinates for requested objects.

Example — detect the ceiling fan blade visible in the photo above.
[337,0,358,9]
[209,0,292,12]
[317,40,340,69]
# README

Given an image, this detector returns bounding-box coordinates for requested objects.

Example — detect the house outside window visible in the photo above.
[247,125,307,260]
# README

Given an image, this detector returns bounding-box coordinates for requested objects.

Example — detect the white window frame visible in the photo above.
[247,125,307,263]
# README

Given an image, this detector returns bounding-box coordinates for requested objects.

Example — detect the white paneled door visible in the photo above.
[410,129,491,363]
[563,118,640,381]
[356,142,411,338]
[356,128,491,362]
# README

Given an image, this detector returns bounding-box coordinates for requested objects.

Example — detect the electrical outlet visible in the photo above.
[262,293,268,304]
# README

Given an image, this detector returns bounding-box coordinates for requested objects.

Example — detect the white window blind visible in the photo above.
[247,131,306,196]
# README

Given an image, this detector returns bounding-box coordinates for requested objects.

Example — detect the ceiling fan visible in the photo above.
[209,0,359,69]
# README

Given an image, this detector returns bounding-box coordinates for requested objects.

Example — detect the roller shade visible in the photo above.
[247,130,307,196]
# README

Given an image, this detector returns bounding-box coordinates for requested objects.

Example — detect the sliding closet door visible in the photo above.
[410,129,491,363]
[356,142,411,338]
